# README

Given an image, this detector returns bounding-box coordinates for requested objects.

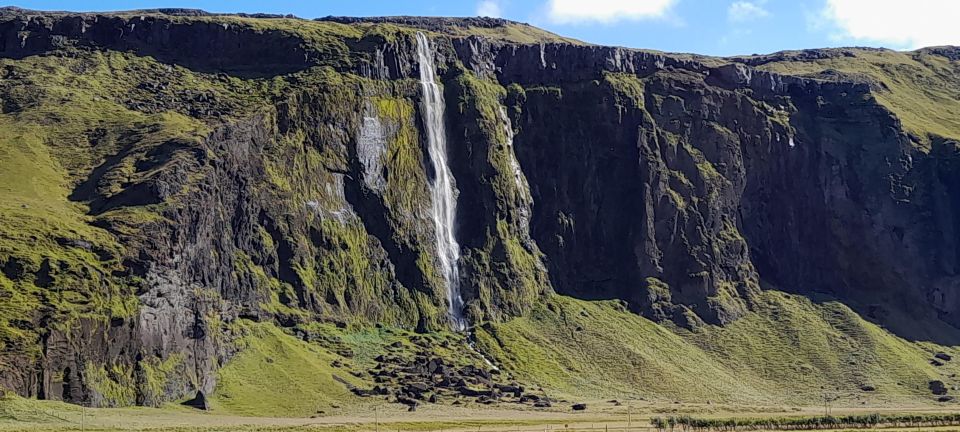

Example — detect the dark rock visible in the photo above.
[572,403,587,411]
[397,395,419,408]
[930,380,948,395]
[935,352,953,361]
[181,391,208,410]
[457,386,492,397]
[938,395,955,403]
[860,384,876,392]
[427,358,442,374]
[404,382,431,398]
[534,400,552,408]
[351,388,373,397]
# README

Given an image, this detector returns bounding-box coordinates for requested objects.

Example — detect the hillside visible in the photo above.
[0,8,959,415]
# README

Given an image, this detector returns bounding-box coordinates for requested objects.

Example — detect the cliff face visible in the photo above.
[0,9,959,407]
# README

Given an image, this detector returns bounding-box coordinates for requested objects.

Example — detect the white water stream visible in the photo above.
[415,32,467,331]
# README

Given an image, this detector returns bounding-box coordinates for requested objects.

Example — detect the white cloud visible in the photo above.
[476,0,503,17]
[547,0,678,24]
[821,0,960,49]
[728,1,769,22]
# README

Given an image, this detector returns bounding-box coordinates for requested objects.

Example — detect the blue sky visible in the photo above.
[11,0,960,56]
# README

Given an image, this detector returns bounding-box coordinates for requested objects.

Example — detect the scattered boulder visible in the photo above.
[859,384,876,392]
[520,394,541,403]
[181,391,208,410]
[938,395,955,403]
[572,403,587,411]
[397,395,419,409]
[534,400,552,408]
[929,380,948,395]
[935,352,953,361]
[495,383,523,397]
[931,359,945,367]
[405,382,431,397]
[351,388,374,397]
[458,386,492,397]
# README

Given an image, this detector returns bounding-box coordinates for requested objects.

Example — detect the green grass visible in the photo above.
[211,320,503,417]
[0,117,133,359]
[749,48,960,148]
[212,322,367,417]
[436,22,586,45]
[477,291,960,405]
[0,48,267,384]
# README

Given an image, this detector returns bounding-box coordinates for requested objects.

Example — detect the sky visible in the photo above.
[10,0,960,56]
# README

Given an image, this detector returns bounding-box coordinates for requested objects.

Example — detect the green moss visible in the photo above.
[645,277,673,303]
[375,96,432,225]
[84,362,136,408]
[449,71,549,321]
[310,218,396,322]
[604,72,646,109]
[139,354,184,407]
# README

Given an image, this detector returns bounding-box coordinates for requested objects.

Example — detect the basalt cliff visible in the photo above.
[1,8,960,411]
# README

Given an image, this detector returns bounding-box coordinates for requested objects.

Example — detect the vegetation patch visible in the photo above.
[212,321,366,417]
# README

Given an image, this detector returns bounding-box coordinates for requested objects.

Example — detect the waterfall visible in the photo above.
[415,31,467,331]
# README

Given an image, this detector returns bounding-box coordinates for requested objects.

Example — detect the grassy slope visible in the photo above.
[211,320,496,417]
[440,23,585,45]
[747,48,960,147]
[0,48,263,366]
[212,322,367,417]
[476,292,960,406]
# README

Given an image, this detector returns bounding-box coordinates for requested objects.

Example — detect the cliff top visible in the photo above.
[1,7,958,144]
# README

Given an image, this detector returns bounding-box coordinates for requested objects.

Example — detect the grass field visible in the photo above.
[4,394,960,432]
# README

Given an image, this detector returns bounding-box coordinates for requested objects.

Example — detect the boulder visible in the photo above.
[181,391,208,410]
[572,403,587,411]
[930,380,948,395]
[397,395,419,408]
[457,386,492,397]
[405,382,431,396]
[935,352,953,361]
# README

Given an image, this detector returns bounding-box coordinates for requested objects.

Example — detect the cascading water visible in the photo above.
[415,31,467,331]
